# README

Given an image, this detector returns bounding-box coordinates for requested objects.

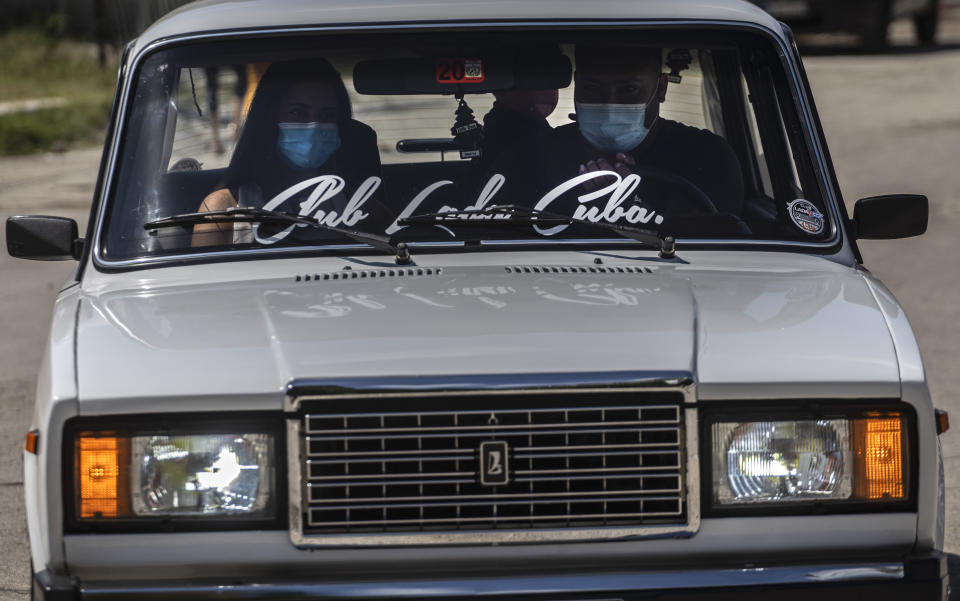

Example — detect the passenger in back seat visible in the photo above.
[481,88,558,167]
[192,58,392,247]
[478,44,562,171]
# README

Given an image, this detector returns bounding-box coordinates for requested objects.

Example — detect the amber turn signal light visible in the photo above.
[936,409,950,435]
[853,416,906,501]
[25,430,39,454]
[75,435,131,519]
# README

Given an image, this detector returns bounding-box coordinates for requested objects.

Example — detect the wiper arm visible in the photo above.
[400,205,676,258]
[145,206,412,264]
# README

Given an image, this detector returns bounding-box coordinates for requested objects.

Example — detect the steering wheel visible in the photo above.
[629,165,719,215]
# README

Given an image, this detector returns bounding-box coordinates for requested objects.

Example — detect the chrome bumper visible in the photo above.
[36,554,948,600]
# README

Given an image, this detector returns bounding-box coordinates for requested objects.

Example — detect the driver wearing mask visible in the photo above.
[490,45,743,219]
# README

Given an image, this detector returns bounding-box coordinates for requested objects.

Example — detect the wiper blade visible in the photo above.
[144,206,412,264]
[400,205,676,258]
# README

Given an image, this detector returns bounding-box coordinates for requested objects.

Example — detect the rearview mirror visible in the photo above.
[852,194,928,240]
[354,53,572,95]
[6,215,82,261]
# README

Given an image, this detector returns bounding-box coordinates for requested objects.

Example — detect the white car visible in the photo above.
[6,0,948,599]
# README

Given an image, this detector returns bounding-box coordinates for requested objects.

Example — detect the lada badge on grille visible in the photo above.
[479,440,510,485]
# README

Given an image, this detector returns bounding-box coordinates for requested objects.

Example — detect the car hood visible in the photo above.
[75,256,902,411]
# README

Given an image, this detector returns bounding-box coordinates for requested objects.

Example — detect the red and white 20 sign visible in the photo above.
[436,58,485,83]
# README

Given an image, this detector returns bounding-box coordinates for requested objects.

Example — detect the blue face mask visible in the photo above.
[575,102,655,154]
[277,122,341,169]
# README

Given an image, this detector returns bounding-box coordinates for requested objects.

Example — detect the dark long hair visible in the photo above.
[221,58,353,196]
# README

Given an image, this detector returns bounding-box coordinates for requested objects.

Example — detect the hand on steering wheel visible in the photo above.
[579,153,718,215]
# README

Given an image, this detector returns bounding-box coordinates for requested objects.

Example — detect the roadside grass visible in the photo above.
[0,28,117,155]
[0,100,112,155]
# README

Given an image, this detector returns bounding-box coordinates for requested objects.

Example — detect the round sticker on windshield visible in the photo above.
[787,199,824,235]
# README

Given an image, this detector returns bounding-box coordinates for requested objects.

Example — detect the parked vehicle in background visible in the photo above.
[752,0,940,48]
[6,0,950,599]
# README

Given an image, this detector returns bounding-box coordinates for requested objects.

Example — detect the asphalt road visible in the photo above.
[1,13,960,599]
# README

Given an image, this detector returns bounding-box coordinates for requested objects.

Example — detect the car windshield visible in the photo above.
[99,29,832,262]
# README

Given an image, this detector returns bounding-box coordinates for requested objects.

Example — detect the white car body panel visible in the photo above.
[74,251,898,412]
[63,513,917,581]
[860,270,940,549]
[132,0,784,56]
[41,250,934,582]
[26,284,81,573]
[17,0,945,596]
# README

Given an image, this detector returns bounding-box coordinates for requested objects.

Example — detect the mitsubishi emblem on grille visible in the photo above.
[479,441,509,485]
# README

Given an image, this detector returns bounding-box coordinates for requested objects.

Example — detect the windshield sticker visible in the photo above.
[251,171,664,245]
[384,172,664,237]
[531,171,665,235]
[787,199,824,235]
[254,175,381,244]
[436,58,484,84]
[385,174,507,236]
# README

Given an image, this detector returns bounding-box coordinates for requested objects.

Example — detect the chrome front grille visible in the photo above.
[297,397,688,536]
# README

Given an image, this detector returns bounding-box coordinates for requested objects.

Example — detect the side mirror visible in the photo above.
[6,216,83,261]
[852,194,928,240]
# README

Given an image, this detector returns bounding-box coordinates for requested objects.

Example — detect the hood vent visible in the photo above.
[505,265,655,275]
[296,267,442,282]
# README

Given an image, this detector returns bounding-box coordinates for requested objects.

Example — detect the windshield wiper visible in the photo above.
[144,206,412,264]
[400,204,676,258]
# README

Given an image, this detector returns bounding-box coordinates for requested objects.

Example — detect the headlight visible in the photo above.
[708,410,910,509]
[132,433,272,516]
[71,421,279,526]
[712,420,852,503]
